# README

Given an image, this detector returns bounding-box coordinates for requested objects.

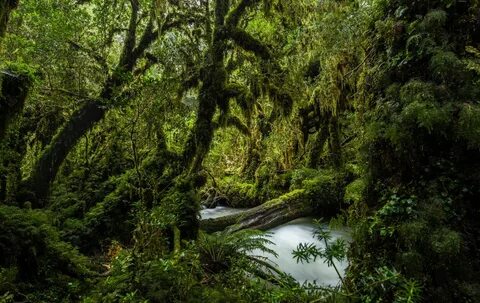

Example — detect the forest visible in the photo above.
[1,0,480,302]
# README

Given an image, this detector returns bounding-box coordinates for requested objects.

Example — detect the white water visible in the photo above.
[200,207,349,286]
[200,206,247,219]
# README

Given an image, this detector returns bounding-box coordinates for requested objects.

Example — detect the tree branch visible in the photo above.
[224,83,249,99]
[119,0,140,69]
[225,115,250,136]
[131,18,156,65]
[229,28,271,60]
[67,40,109,72]
[225,0,261,28]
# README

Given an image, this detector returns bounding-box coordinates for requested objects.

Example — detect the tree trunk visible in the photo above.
[307,125,329,168]
[21,100,105,206]
[182,6,228,174]
[328,115,342,168]
[200,189,315,233]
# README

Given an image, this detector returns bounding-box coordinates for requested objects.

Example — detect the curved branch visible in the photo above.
[225,0,261,28]
[225,115,250,136]
[229,28,271,60]
[67,40,109,72]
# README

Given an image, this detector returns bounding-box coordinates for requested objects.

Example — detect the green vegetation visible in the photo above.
[1,0,480,302]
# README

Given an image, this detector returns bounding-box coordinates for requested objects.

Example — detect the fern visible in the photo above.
[419,10,447,33]
[457,104,480,148]
[198,229,278,276]
[292,219,347,284]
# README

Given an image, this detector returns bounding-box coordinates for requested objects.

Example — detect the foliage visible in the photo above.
[0,206,92,301]
[1,0,480,302]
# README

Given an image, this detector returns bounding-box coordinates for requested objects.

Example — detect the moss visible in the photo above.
[217,176,262,208]
[302,170,343,200]
[264,189,306,207]
[344,178,367,204]
[289,168,323,190]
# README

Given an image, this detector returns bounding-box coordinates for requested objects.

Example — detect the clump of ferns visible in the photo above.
[197,229,286,282]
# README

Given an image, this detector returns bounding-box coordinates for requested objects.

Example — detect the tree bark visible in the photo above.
[22,100,105,205]
[200,189,315,233]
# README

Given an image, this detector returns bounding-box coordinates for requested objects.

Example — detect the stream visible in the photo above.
[200,207,349,286]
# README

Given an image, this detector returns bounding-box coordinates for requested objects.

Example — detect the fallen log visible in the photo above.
[200,170,345,233]
[200,189,313,233]
[200,170,344,233]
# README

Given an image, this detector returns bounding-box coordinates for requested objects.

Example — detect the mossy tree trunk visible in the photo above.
[182,0,268,174]
[178,0,298,241]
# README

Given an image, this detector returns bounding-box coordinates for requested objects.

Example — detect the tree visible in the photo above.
[20,0,199,206]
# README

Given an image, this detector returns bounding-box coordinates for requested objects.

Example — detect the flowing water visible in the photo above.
[200,207,349,286]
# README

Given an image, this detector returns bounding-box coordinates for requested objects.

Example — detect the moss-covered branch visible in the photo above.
[228,28,272,60]
[225,0,261,28]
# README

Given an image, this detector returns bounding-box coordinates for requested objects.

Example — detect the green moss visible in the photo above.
[264,189,306,207]
[219,177,260,207]
[345,178,367,204]
[289,168,322,190]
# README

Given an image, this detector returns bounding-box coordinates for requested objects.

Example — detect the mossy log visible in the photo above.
[201,189,314,233]
[201,193,341,235]
[201,171,345,232]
